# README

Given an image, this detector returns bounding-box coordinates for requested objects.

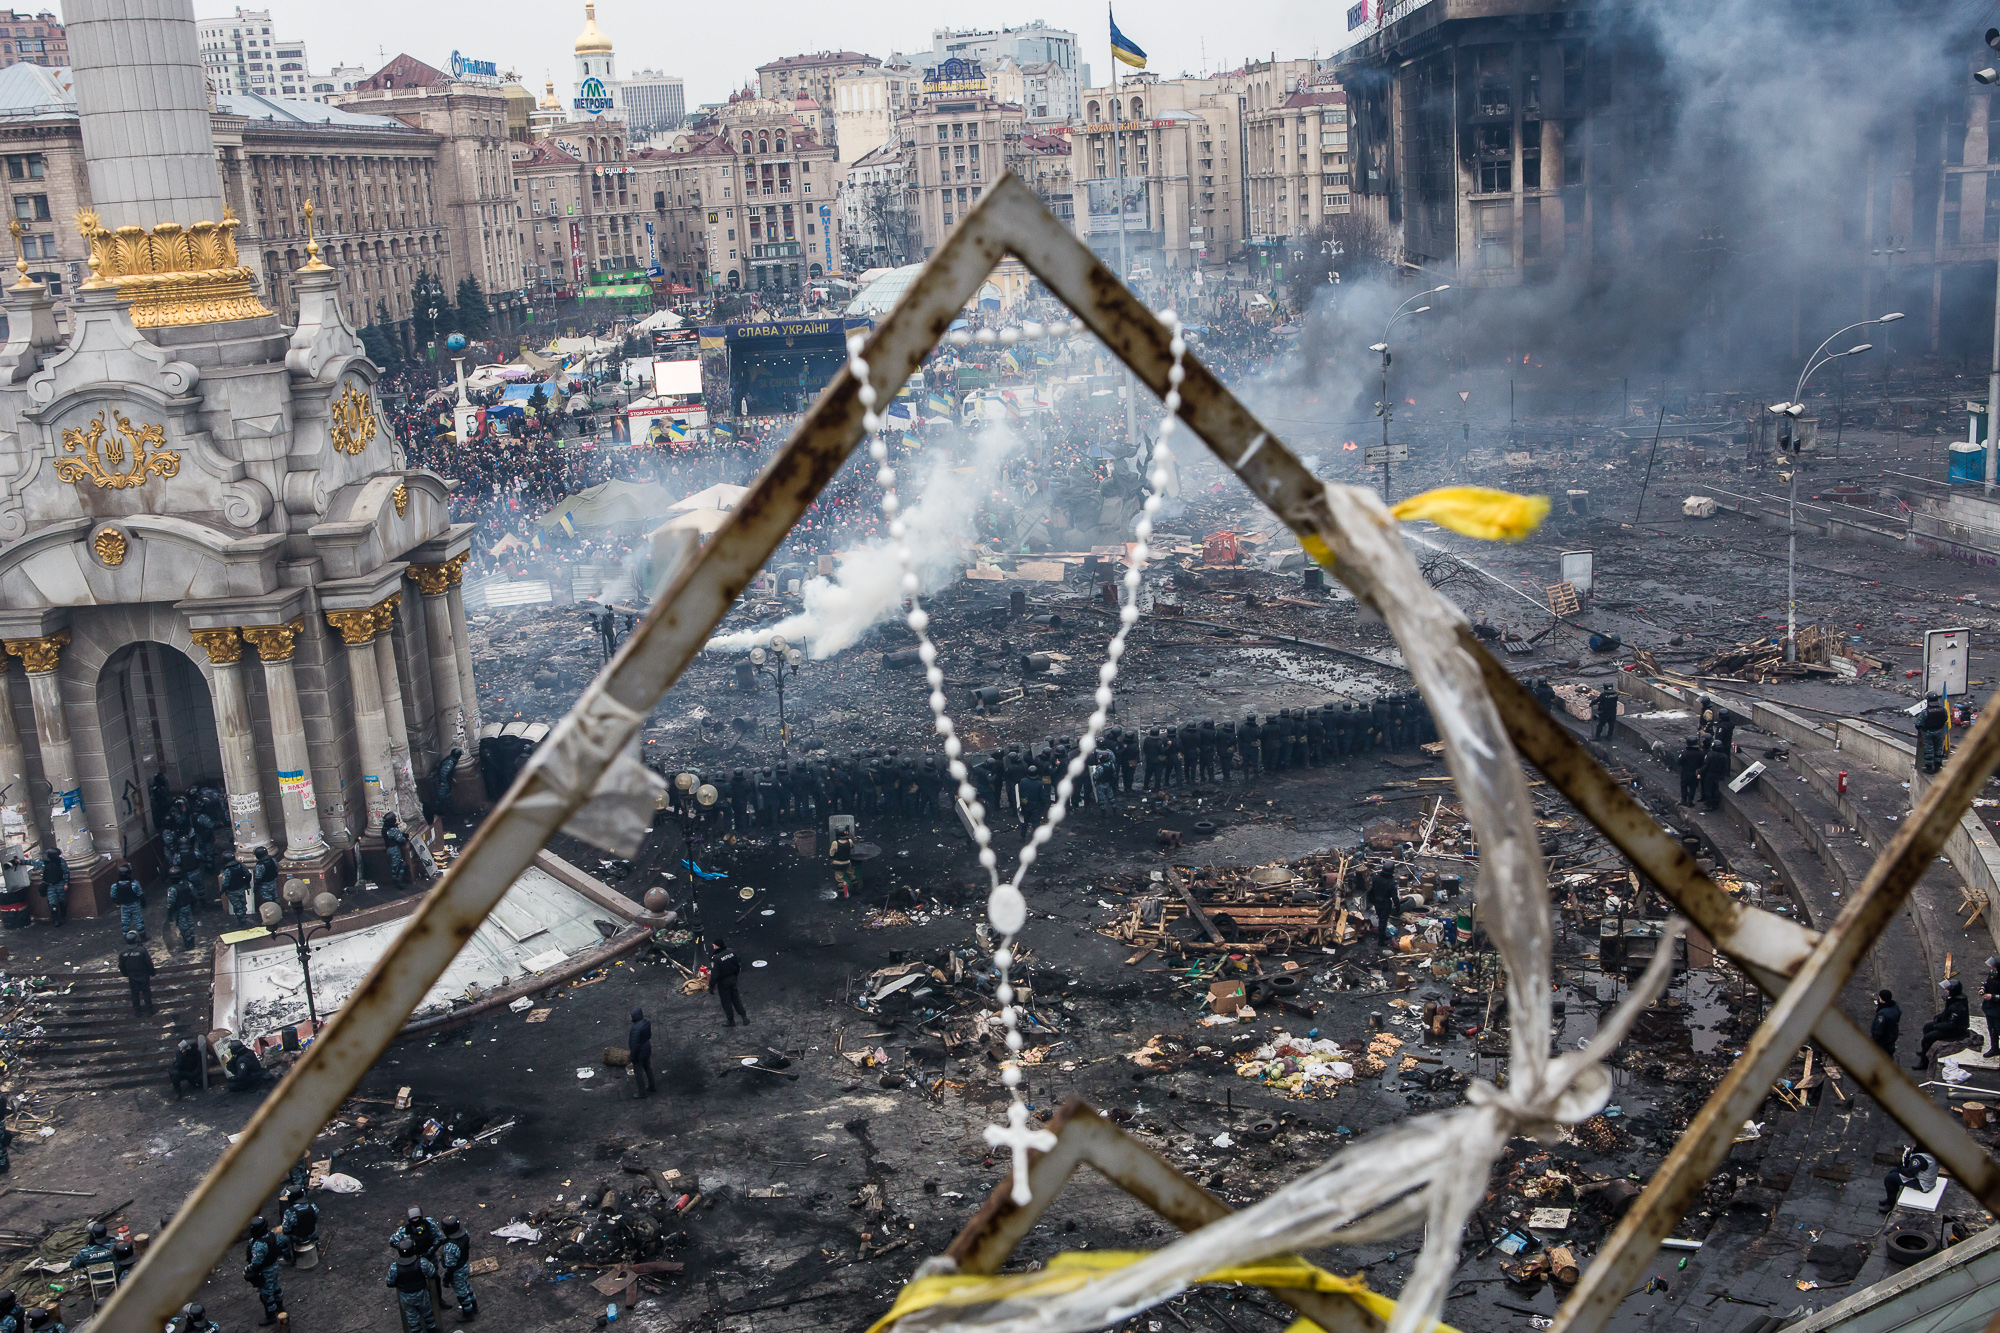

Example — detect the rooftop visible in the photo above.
[351,53,447,93]
[757,51,881,72]
[222,92,416,131]
[0,60,73,120]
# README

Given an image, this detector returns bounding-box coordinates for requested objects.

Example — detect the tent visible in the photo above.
[633,308,684,332]
[654,508,729,537]
[670,483,749,513]
[533,480,679,532]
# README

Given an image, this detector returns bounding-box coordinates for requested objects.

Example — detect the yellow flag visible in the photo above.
[1390,486,1548,543]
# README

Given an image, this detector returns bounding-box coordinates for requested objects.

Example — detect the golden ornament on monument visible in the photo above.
[57,410,179,490]
[329,382,379,456]
[91,527,127,567]
[392,481,409,517]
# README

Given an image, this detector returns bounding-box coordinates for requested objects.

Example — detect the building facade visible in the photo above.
[649,98,844,292]
[0,61,468,341]
[931,23,1081,127]
[336,56,528,325]
[509,121,647,296]
[756,51,882,146]
[0,0,480,913]
[196,7,309,99]
[901,89,1027,257]
[0,9,63,70]
[1074,74,1251,270]
[620,70,685,138]
[840,139,910,269]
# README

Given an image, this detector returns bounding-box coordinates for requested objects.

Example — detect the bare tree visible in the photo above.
[1286,211,1394,312]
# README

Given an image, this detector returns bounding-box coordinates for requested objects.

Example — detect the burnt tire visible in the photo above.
[1886,1229,1939,1266]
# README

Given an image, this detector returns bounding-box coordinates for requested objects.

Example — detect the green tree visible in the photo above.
[360,299,399,367]
[454,276,492,339]
[410,270,452,352]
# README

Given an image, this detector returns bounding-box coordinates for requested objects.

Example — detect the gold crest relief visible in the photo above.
[329,382,379,456]
[92,528,127,566]
[57,410,179,490]
[392,481,409,517]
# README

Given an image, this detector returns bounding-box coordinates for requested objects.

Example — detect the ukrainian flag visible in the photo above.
[925,392,953,416]
[1110,11,1147,69]
[665,421,690,443]
[559,511,578,537]
[900,432,922,451]
[713,421,737,441]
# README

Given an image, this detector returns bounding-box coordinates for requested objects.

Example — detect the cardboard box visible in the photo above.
[1208,980,1246,1015]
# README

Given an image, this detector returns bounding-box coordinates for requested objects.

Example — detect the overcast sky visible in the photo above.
[217,1,1351,108]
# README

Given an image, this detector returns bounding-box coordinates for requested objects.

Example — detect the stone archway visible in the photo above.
[96,642,223,870]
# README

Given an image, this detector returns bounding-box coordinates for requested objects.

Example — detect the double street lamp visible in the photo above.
[671,772,719,937]
[1767,312,1904,660]
[1368,284,1451,501]
[259,877,340,1028]
[748,634,806,754]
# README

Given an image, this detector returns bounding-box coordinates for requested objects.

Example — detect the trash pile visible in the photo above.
[1232,1031,1358,1097]
[1693,623,1875,680]
[0,974,62,1073]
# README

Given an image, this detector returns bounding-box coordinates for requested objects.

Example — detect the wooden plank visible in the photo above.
[1164,865,1223,944]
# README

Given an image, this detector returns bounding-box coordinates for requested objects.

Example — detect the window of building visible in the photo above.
[1476,201,1512,268]
[11,194,47,222]
[4,154,41,180]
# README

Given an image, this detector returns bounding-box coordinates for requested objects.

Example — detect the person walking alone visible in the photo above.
[709,938,748,1027]
[627,1006,655,1097]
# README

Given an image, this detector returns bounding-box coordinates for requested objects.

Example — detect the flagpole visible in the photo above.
[1110,4,1137,463]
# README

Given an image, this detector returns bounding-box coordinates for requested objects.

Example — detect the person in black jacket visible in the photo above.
[1591,686,1620,742]
[627,1006,654,1097]
[1917,692,1950,775]
[1871,990,1901,1057]
[170,1038,204,1097]
[1914,978,1971,1069]
[709,938,748,1027]
[1368,864,1400,944]
[431,748,462,820]
[1676,738,1702,806]
[38,847,67,927]
[119,932,155,1015]
[1700,743,1729,811]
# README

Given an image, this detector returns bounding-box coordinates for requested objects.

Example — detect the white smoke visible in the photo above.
[707,423,1024,659]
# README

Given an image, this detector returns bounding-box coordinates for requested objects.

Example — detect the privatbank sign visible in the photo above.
[574,76,615,117]
[448,51,500,83]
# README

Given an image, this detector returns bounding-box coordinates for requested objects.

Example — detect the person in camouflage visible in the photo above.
[385,1241,439,1333]
[242,1217,284,1325]
[436,1218,478,1319]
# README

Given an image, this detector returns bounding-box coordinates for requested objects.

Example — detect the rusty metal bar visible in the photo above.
[95,186,1023,1333]
[1552,689,2000,1333]
[946,1100,1383,1333]
[1471,634,2000,1206]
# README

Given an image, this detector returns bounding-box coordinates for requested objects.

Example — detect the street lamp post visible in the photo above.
[1768,312,1903,661]
[670,773,719,942]
[748,634,805,754]
[258,878,340,1029]
[1369,284,1450,502]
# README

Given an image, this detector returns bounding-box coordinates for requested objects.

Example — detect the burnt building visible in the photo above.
[1334,0,1982,372]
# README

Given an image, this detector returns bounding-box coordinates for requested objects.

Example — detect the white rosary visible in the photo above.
[845,310,1187,1206]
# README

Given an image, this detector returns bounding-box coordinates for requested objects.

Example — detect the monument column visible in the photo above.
[189,627,274,856]
[2,632,94,864]
[447,574,482,741]
[370,596,423,823]
[0,660,41,862]
[326,607,395,834]
[66,0,227,230]
[409,556,469,778]
[239,620,325,861]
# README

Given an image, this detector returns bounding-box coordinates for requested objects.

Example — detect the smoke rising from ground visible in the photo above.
[1259,0,1966,448]
[706,424,1023,659]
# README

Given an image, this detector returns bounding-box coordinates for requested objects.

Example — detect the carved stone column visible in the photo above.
[409,554,471,786]
[325,605,395,834]
[239,619,325,860]
[190,626,274,856]
[370,595,422,823]
[0,658,40,862]
[1,631,93,864]
[446,567,483,744]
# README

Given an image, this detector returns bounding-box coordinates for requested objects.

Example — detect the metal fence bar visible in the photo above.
[1472,635,2000,1207]
[1551,694,2000,1333]
[95,185,1017,1333]
[94,167,2000,1333]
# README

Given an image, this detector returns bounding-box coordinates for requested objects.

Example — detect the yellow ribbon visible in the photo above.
[1390,486,1549,543]
[865,1250,1463,1333]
